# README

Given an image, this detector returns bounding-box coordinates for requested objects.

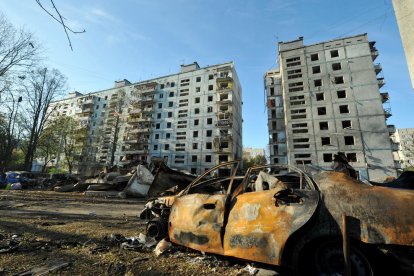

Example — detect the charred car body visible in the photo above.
[140,161,414,275]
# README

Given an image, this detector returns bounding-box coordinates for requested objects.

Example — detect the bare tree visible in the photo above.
[21,67,66,171]
[0,88,24,169]
[109,89,126,167]
[35,0,86,51]
[0,13,40,80]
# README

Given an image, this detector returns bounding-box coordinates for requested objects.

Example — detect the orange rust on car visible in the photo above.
[315,172,414,246]
[169,194,227,255]
[223,187,319,265]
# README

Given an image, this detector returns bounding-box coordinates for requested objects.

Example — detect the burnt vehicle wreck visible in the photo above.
[140,161,414,275]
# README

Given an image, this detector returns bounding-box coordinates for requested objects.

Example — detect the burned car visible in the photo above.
[141,161,414,275]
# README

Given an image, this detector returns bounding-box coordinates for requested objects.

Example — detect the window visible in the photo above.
[192,155,197,162]
[158,103,162,109]
[320,122,329,130]
[314,79,322,87]
[344,136,355,145]
[191,168,197,174]
[105,96,108,100]
[207,106,213,113]
[330,50,339,58]
[153,145,158,150]
[207,118,212,125]
[206,130,212,137]
[157,113,161,119]
[316,93,324,101]
[317,107,327,115]
[337,90,346,98]
[206,142,212,149]
[195,97,200,104]
[168,112,173,118]
[321,137,331,145]
[334,76,344,84]
[209,74,214,80]
[164,144,169,150]
[168,101,173,107]
[196,87,201,92]
[194,119,199,126]
[347,153,357,162]
[323,153,333,162]
[169,92,174,97]
[208,95,213,102]
[310,53,319,61]
[205,155,212,162]
[193,131,198,138]
[170,82,175,87]
[195,108,200,114]
[193,143,198,150]
[96,105,99,109]
[155,134,159,139]
[286,56,301,67]
[160,84,165,89]
[167,122,172,128]
[156,123,160,129]
[332,62,341,71]
[342,120,351,129]
[312,66,321,74]
[159,93,164,99]
[103,104,106,108]
[196,77,201,82]
[339,105,349,113]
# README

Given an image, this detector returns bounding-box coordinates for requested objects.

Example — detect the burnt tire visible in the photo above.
[146,218,167,240]
[299,239,380,276]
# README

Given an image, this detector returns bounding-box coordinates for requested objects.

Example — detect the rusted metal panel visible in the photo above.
[314,172,414,246]
[169,194,227,255]
[223,188,319,265]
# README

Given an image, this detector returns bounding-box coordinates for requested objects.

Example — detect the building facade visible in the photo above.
[393,0,414,91]
[265,34,396,180]
[48,62,242,176]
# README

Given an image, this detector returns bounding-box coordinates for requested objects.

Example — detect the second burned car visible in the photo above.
[140,161,414,276]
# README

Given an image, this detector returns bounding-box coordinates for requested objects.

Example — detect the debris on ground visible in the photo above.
[154,238,172,256]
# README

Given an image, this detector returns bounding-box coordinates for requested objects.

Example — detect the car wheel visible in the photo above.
[312,240,373,276]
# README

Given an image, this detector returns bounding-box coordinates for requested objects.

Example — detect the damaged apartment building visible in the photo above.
[265,34,396,180]
[47,62,243,176]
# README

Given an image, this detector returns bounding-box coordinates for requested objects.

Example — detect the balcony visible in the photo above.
[216,119,232,128]
[384,108,392,119]
[374,63,382,75]
[214,146,232,154]
[123,138,138,144]
[214,134,233,143]
[377,78,385,88]
[380,92,389,103]
[135,82,157,96]
[370,42,379,61]
[123,149,147,155]
[391,142,400,151]
[127,117,140,124]
[387,124,396,134]
[129,108,141,115]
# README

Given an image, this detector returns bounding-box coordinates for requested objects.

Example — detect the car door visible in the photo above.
[223,165,320,265]
[168,161,239,255]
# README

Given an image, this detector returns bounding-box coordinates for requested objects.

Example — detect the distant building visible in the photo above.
[243,147,265,160]
[393,128,414,170]
[392,0,414,91]
[265,34,396,180]
[47,62,243,176]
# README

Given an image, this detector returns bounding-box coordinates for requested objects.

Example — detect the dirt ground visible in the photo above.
[0,190,280,276]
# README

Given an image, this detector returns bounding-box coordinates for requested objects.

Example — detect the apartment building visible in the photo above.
[392,128,414,170]
[265,34,396,180]
[48,62,242,176]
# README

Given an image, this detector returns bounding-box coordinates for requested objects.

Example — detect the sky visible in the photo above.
[1,0,413,149]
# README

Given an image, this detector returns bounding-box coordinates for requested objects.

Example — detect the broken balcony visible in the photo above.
[387,124,396,134]
[384,108,392,119]
[377,78,385,88]
[135,82,157,96]
[380,92,389,103]
[216,119,232,128]
[370,41,379,61]
[374,63,382,75]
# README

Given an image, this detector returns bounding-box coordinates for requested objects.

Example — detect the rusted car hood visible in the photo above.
[314,172,414,246]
